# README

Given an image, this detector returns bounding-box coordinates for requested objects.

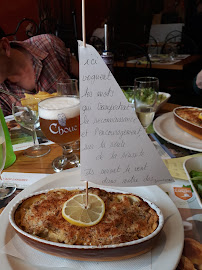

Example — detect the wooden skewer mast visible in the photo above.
[82,0,88,208]
[82,0,86,48]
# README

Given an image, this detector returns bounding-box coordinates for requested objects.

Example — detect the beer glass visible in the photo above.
[134,77,159,130]
[12,98,50,158]
[57,79,80,152]
[38,95,80,172]
[0,121,16,199]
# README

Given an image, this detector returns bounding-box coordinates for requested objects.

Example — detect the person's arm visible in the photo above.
[193,71,202,95]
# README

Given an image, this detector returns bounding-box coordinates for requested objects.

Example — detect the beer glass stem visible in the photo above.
[61,144,79,163]
[52,143,80,172]
[62,144,73,155]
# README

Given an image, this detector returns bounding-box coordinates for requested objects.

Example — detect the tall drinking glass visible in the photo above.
[12,98,50,158]
[57,79,79,96]
[0,121,16,199]
[38,95,80,172]
[134,77,159,129]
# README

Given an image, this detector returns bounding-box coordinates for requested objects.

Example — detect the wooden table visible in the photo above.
[3,103,178,175]
[114,55,202,71]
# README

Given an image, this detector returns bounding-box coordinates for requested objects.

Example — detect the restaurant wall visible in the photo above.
[0,0,110,45]
[0,0,193,43]
[0,0,39,40]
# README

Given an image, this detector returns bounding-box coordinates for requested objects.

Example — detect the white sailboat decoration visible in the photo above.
[79,41,174,187]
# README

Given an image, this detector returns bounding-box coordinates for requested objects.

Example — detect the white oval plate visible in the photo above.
[0,168,183,270]
[183,156,202,208]
[153,112,202,152]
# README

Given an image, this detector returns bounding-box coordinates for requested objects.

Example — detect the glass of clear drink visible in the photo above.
[134,77,159,129]
[38,95,80,172]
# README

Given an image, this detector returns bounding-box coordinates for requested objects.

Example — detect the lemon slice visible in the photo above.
[62,193,105,227]
[199,112,202,120]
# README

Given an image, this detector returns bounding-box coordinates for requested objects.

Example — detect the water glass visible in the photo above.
[57,79,79,96]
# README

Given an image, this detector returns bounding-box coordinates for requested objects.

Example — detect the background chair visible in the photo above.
[161,29,199,55]
[160,30,182,55]
[3,13,78,60]
[113,42,151,85]
[4,18,39,40]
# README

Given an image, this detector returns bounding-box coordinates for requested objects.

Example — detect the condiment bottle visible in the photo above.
[101,23,114,74]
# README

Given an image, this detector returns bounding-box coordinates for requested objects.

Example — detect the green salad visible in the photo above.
[122,88,134,104]
[190,170,202,200]
[122,87,167,105]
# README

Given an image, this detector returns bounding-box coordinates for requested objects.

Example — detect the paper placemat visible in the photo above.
[1,172,50,189]
[163,153,202,180]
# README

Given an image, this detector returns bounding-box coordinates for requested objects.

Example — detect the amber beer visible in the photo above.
[38,96,80,145]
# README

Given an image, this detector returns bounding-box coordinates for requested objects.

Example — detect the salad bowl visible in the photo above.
[121,86,170,112]
[183,156,202,208]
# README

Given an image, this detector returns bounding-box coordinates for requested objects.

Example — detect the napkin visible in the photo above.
[0,234,152,270]
[163,153,202,180]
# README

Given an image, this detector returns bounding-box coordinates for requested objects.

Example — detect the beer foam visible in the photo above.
[38,96,80,120]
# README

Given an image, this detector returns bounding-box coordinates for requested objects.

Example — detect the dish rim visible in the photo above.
[9,186,164,250]
[153,112,202,152]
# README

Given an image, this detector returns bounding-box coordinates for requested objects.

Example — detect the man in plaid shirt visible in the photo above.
[0,34,79,116]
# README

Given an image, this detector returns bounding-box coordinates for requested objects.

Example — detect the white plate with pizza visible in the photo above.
[0,168,183,270]
[153,112,202,152]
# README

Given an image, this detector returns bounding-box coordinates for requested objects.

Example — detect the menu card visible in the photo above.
[79,41,173,187]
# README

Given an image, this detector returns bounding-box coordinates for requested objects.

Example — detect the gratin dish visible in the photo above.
[173,106,202,140]
[183,156,202,208]
[9,187,164,261]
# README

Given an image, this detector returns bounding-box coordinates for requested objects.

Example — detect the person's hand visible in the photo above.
[196,70,202,89]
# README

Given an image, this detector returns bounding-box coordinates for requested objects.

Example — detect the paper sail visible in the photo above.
[79,41,174,187]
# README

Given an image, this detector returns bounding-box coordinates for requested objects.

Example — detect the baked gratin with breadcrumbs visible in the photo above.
[14,188,159,246]
[175,107,202,127]
[173,107,202,140]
